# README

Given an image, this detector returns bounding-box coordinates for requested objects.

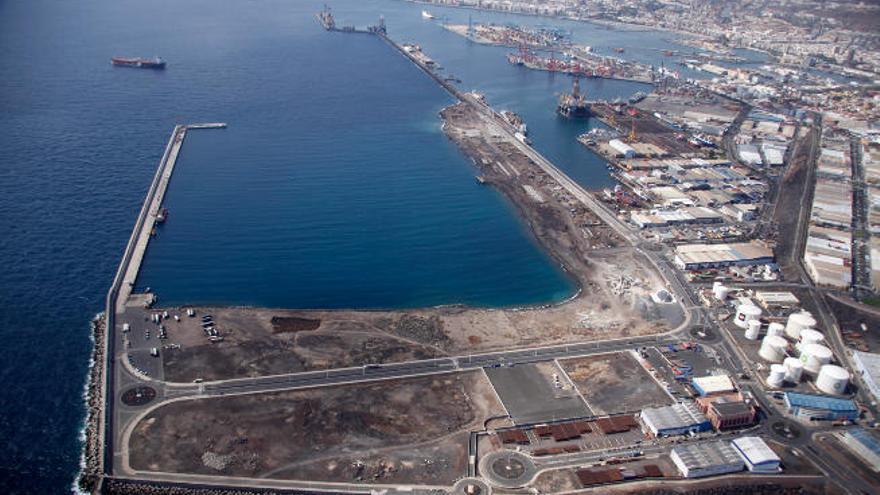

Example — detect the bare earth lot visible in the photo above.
[559,351,673,415]
[156,248,669,383]
[127,371,504,484]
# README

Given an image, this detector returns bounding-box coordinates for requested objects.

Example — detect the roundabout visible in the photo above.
[478,450,537,489]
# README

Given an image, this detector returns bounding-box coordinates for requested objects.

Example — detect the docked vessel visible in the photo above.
[316,5,335,30]
[111,57,166,69]
[421,10,436,20]
[557,77,591,118]
[500,110,528,135]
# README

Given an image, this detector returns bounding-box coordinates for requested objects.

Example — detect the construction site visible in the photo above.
[126,371,505,484]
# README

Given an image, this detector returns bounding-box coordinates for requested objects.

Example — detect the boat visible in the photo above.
[156,207,168,223]
[500,110,528,135]
[421,10,435,20]
[557,77,591,118]
[613,47,625,53]
[111,56,166,69]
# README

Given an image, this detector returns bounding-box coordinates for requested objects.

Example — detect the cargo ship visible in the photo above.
[111,57,166,69]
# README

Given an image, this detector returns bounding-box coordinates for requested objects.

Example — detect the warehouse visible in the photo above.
[609,139,637,158]
[639,402,711,437]
[692,374,736,396]
[783,392,859,421]
[731,436,781,473]
[707,400,755,430]
[670,441,744,478]
[840,428,880,472]
[673,242,774,270]
[851,351,880,404]
[753,290,799,310]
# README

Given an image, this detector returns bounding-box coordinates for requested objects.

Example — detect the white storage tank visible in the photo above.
[797,329,825,349]
[766,322,785,338]
[767,364,786,388]
[785,312,817,340]
[745,319,761,340]
[735,304,762,329]
[816,365,850,395]
[759,335,788,363]
[783,357,803,383]
[713,285,730,302]
[799,343,833,375]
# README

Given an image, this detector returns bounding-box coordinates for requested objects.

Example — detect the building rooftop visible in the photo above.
[641,402,708,432]
[841,428,880,471]
[784,392,858,412]
[711,400,752,417]
[692,375,736,395]
[731,436,780,466]
[671,441,744,469]
[674,242,773,266]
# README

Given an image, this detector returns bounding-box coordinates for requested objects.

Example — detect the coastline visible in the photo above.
[78,313,106,493]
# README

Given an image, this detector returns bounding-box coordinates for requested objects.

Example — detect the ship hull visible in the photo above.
[112,57,166,69]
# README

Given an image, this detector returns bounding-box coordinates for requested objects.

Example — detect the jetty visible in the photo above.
[92,122,225,485]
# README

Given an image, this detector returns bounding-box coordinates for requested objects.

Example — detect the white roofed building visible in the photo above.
[731,436,781,473]
[692,375,736,396]
[671,441,744,478]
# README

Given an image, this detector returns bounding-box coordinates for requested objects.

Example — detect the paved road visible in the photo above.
[189,334,681,397]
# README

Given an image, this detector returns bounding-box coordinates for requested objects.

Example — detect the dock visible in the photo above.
[100,122,225,477]
[373,31,637,244]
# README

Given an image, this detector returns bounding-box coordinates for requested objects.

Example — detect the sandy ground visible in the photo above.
[128,371,504,484]
[559,351,673,415]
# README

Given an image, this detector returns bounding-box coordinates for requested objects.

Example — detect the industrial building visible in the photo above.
[639,402,711,437]
[783,392,859,421]
[608,139,637,158]
[840,428,880,472]
[692,374,736,396]
[730,436,781,473]
[753,290,799,310]
[706,400,755,430]
[851,351,880,403]
[670,441,745,478]
[630,207,723,229]
[673,242,774,270]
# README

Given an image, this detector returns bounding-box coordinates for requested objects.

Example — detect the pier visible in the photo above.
[374,31,637,244]
[99,123,225,479]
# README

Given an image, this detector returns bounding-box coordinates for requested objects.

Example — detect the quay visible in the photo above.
[375,30,638,244]
[96,122,226,483]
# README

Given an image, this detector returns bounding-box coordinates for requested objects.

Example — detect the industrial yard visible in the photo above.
[127,371,504,484]
[559,352,674,415]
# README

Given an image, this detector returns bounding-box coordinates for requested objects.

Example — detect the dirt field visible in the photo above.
[127,371,504,484]
[559,351,673,415]
[157,247,667,382]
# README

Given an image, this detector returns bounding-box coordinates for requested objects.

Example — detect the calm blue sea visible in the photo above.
[0,0,730,492]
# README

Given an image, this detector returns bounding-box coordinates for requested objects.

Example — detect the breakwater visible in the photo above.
[82,123,224,491]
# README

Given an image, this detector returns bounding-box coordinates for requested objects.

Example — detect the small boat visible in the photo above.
[613,47,625,53]
[156,207,168,223]
[421,10,435,20]
[111,56,166,69]
[475,176,486,184]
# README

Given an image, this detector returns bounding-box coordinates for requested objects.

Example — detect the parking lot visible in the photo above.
[485,362,591,424]
[642,344,722,398]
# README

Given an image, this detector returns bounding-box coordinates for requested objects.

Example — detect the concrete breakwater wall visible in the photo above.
[78,314,107,493]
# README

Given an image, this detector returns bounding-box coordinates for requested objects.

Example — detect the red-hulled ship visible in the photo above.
[111,56,166,69]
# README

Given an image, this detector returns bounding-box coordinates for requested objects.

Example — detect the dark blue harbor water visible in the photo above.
[0,0,726,492]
